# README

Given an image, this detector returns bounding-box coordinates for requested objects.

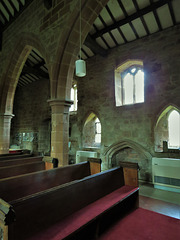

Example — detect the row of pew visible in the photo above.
[0,152,139,240]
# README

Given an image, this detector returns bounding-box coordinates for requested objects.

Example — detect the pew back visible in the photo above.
[0,156,43,168]
[0,161,91,202]
[9,167,124,239]
[0,153,32,160]
[0,162,45,179]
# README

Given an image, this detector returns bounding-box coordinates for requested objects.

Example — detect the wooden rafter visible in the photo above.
[150,0,162,31]
[2,0,34,31]
[84,34,108,57]
[21,66,49,79]
[81,48,89,59]
[0,22,2,51]
[132,0,150,35]
[117,0,139,39]
[105,5,119,46]
[168,1,176,25]
[93,0,172,39]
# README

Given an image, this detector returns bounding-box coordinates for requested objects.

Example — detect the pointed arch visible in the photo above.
[51,0,109,100]
[168,110,180,148]
[103,139,152,168]
[154,104,180,152]
[155,104,180,128]
[0,32,49,115]
[115,59,143,73]
[82,111,101,148]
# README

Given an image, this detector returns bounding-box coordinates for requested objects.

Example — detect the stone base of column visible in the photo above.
[0,114,14,154]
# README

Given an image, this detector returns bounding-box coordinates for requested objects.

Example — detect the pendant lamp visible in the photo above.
[75,0,86,77]
[75,59,86,77]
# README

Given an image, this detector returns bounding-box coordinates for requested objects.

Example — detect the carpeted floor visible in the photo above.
[99,207,180,240]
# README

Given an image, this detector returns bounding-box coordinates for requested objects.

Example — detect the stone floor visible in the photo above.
[139,182,180,219]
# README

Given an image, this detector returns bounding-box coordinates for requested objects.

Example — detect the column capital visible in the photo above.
[47,98,73,107]
[0,113,14,122]
[47,99,73,114]
[0,113,14,118]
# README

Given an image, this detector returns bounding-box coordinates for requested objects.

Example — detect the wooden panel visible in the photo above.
[45,161,53,170]
[0,162,45,179]
[0,162,91,202]
[0,154,32,160]
[119,161,139,187]
[90,162,101,175]
[9,168,124,239]
[123,168,138,187]
[88,158,102,175]
[0,156,43,168]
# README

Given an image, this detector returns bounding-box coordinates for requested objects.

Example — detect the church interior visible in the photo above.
[0,0,180,239]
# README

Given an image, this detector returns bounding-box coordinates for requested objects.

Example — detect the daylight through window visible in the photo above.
[115,61,144,106]
[122,67,144,105]
[95,118,101,143]
[70,83,77,112]
[168,110,180,149]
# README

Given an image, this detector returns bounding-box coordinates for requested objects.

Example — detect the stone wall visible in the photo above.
[1,0,179,180]
[10,78,50,154]
[70,25,180,181]
[9,24,180,181]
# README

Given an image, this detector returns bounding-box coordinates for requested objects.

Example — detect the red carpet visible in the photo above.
[27,186,138,240]
[99,208,180,240]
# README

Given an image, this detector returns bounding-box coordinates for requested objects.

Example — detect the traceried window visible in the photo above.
[168,110,180,149]
[115,60,144,106]
[69,83,77,112]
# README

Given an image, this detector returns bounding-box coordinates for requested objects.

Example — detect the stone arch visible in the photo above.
[115,59,144,73]
[0,32,49,115]
[103,139,152,169]
[82,110,101,127]
[154,104,180,151]
[51,0,109,100]
[155,104,180,128]
[82,111,101,148]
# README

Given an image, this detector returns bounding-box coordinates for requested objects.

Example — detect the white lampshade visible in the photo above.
[75,59,86,77]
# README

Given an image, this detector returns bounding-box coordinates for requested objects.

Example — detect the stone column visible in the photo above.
[48,99,72,167]
[0,114,14,154]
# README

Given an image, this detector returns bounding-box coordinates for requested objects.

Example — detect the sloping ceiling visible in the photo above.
[0,0,179,87]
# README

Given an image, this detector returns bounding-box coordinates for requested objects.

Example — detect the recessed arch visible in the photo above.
[155,104,180,129]
[103,139,152,168]
[154,104,180,151]
[82,111,101,148]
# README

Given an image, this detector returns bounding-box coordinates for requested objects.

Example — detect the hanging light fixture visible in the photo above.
[75,0,86,77]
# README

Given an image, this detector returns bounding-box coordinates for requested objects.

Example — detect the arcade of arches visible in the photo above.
[0,0,180,183]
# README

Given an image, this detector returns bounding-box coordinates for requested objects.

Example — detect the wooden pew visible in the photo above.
[0,161,95,202]
[0,153,32,160]
[119,161,139,187]
[0,166,139,240]
[0,162,45,180]
[0,156,43,168]
[0,152,22,157]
